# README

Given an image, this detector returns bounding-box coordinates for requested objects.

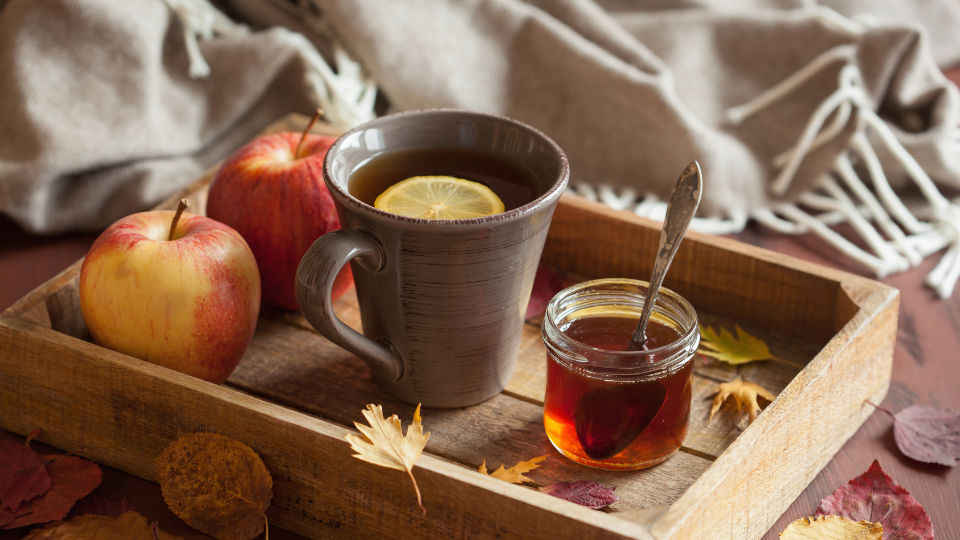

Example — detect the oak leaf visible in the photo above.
[779,516,882,539]
[709,376,775,425]
[699,324,780,365]
[540,480,617,509]
[22,511,180,540]
[0,439,52,512]
[874,404,960,466]
[345,404,429,514]
[478,455,546,484]
[816,460,934,540]
[0,456,101,529]
[156,433,272,540]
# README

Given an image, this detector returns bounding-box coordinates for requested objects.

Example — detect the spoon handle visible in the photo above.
[630,161,703,346]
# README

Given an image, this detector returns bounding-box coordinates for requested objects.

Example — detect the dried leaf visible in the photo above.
[22,511,180,540]
[70,493,136,518]
[525,265,576,322]
[345,404,429,514]
[891,405,960,466]
[0,456,101,529]
[540,480,617,509]
[0,439,52,512]
[699,323,779,365]
[816,460,934,540]
[156,433,272,540]
[478,455,546,484]
[779,516,882,539]
[709,376,775,425]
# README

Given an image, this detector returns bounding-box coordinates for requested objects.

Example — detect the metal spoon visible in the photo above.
[627,161,702,351]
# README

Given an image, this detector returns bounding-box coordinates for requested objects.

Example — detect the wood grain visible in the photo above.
[0,316,653,540]
[229,316,712,512]
[0,114,902,540]
[753,222,960,540]
[757,63,960,540]
[259,296,816,463]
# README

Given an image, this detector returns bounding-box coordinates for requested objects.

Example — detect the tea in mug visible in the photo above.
[348,148,541,215]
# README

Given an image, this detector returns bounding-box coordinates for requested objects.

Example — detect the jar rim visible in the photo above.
[542,278,699,373]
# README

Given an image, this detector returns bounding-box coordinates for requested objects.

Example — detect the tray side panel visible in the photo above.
[0,317,652,540]
[648,288,898,540]
[542,196,885,345]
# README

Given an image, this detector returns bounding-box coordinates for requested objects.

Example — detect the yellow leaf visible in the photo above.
[710,376,776,424]
[345,404,430,514]
[699,323,779,365]
[779,515,882,539]
[23,511,181,540]
[156,433,272,540]
[478,455,547,484]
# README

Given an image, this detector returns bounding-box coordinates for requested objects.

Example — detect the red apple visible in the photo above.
[206,114,352,311]
[79,200,260,383]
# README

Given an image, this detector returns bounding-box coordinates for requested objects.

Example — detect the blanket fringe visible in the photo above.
[727,27,960,297]
[162,0,376,128]
[579,17,960,298]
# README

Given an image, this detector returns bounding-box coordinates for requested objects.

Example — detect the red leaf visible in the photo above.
[0,440,52,513]
[70,493,136,518]
[0,456,101,529]
[540,480,618,509]
[893,405,960,466]
[525,265,575,322]
[816,460,933,540]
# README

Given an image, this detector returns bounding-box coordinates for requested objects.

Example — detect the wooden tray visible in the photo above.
[0,115,898,540]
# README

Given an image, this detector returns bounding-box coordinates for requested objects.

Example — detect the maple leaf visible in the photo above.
[0,439,52,512]
[816,460,934,540]
[22,511,181,540]
[478,455,546,484]
[698,323,784,365]
[709,376,775,425]
[346,404,430,514]
[0,456,101,529]
[779,515,882,539]
[540,480,617,509]
[156,433,272,540]
[867,403,960,466]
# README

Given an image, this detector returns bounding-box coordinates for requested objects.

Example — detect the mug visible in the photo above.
[296,109,569,408]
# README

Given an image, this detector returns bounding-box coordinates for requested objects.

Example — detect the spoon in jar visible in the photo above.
[626,161,702,351]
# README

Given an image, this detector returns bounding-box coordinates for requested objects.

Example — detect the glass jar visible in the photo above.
[541,278,699,470]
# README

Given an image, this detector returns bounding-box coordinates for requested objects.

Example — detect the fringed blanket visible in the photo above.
[3,0,960,296]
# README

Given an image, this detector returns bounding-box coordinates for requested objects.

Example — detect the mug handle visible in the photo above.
[296,229,403,383]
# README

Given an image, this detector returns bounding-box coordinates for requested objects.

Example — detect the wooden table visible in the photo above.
[1,117,958,539]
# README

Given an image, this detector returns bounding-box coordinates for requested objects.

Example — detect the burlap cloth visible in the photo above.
[3,0,960,293]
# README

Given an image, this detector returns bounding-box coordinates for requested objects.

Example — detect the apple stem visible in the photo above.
[168,198,190,241]
[295,108,324,159]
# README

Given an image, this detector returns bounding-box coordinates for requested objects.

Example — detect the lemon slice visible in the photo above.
[374,176,505,219]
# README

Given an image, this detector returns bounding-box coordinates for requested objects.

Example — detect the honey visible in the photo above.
[541,279,699,469]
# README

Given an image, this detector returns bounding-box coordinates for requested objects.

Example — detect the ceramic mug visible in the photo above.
[295,110,569,408]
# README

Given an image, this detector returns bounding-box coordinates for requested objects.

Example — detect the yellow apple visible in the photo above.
[79,201,260,383]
